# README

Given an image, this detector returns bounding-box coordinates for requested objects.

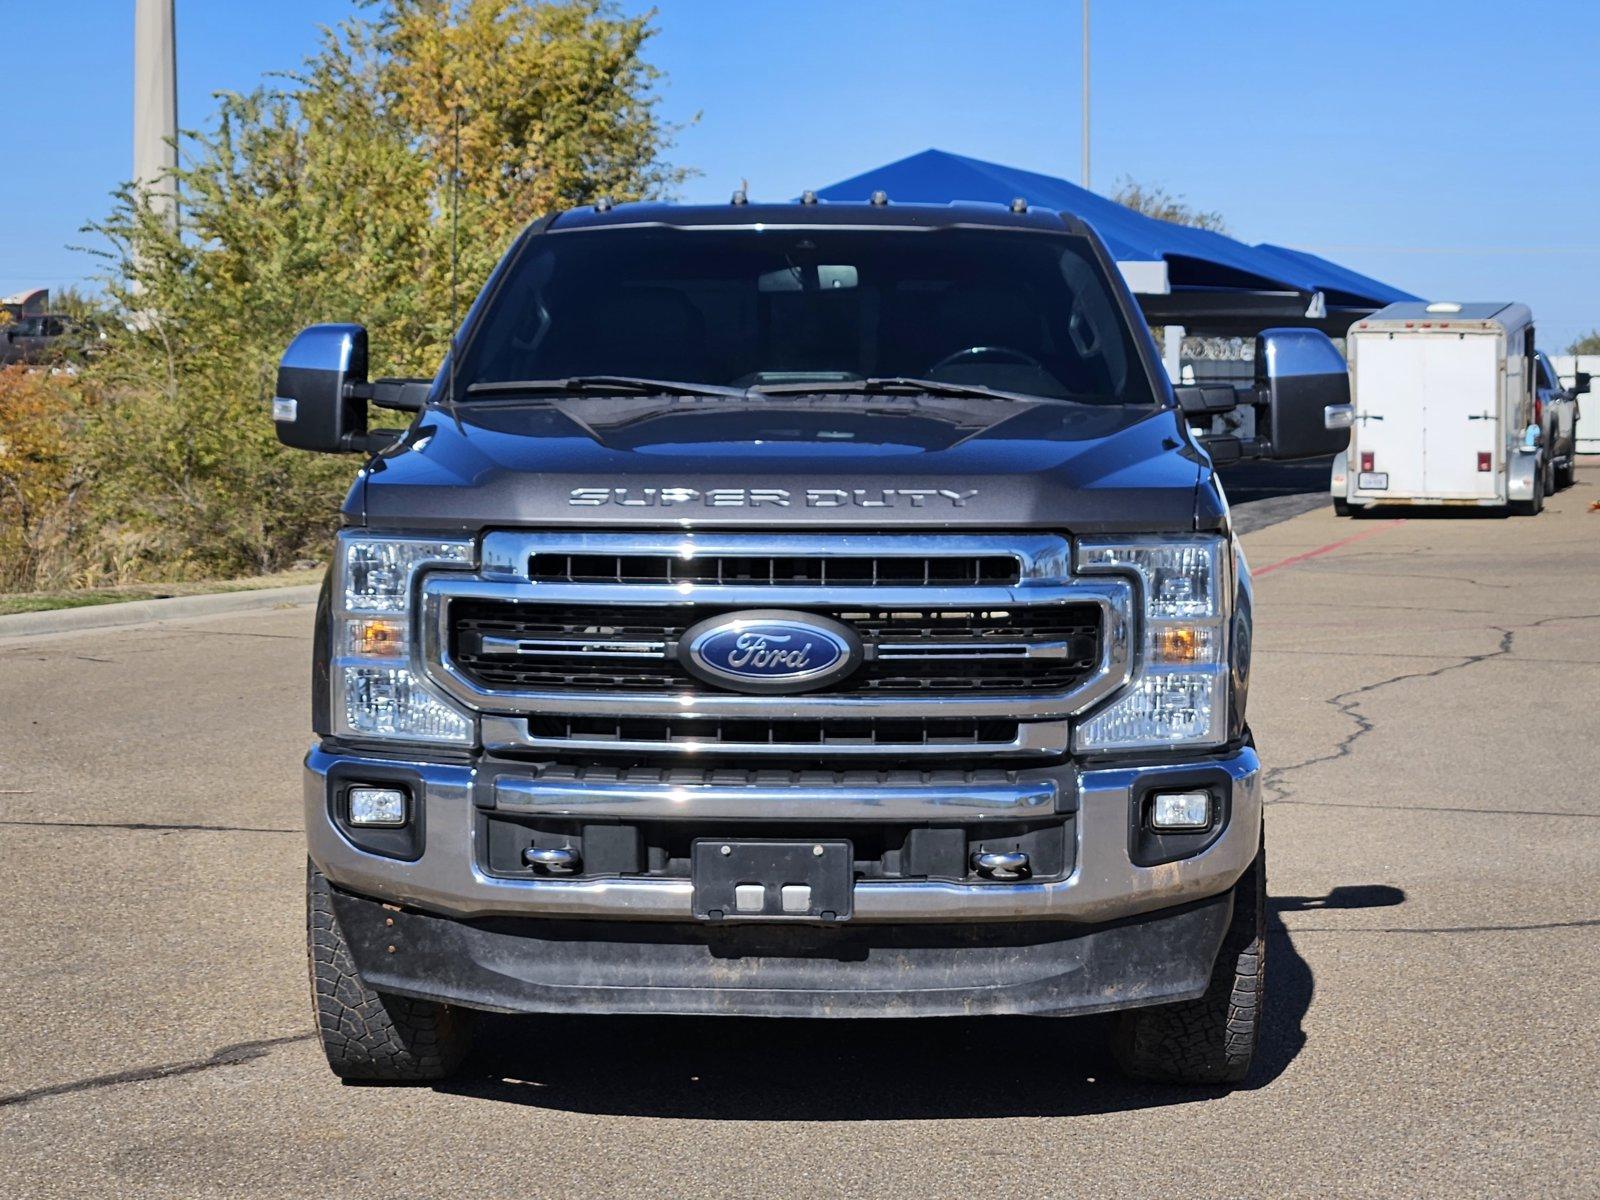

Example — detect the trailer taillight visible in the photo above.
[1478,452,1492,472]
[1360,452,1375,473]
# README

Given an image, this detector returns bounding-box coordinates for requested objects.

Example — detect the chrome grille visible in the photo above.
[419,532,1134,751]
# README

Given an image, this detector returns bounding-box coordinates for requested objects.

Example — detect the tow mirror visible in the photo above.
[1256,328,1352,461]
[1573,371,1591,396]
[273,324,372,454]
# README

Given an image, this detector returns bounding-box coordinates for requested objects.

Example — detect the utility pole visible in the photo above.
[1080,0,1091,191]
[133,0,178,229]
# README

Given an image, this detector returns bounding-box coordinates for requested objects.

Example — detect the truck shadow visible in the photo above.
[432,883,1405,1119]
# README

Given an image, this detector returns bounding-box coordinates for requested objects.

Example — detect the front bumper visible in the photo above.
[306,745,1261,925]
[326,882,1234,1018]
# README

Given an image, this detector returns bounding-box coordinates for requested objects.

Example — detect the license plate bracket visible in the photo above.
[691,839,853,923]
[1357,471,1389,490]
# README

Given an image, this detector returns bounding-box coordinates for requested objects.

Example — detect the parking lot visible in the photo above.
[2,474,1597,1199]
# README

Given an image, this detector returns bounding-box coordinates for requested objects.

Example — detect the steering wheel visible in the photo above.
[929,345,1045,372]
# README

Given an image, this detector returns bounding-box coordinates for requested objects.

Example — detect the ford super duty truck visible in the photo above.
[272,197,1353,1084]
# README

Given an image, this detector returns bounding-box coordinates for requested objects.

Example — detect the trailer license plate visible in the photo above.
[1358,471,1389,490]
[691,839,853,923]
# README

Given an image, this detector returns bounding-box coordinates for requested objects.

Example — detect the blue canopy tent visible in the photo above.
[814,149,1417,335]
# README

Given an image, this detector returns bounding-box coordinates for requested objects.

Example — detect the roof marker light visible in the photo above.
[731,189,748,206]
[800,190,818,205]
[594,196,613,212]
[1010,196,1028,213]
[869,190,889,206]
[1426,302,1463,314]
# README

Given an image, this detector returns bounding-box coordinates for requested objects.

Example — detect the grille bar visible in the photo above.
[450,601,1100,694]
[481,714,1071,758]
[477,634,667,659]
[530,551,1021,588]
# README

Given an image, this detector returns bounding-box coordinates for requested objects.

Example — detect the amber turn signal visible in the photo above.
[353,618,407,657]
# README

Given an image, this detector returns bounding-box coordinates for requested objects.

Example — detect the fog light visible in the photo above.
[1150,790,1211,831]
[348,786,407,827]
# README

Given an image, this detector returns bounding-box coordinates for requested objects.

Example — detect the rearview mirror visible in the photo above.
[272,324,374,454]
[1256,328,1352,460]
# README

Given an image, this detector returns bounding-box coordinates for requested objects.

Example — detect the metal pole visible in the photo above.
[1081,0,1090,190]
[133,0,178,229]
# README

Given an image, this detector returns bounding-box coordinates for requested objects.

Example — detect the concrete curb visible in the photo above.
[0,583,321,639]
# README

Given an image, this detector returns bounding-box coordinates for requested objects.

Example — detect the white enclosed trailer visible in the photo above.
[1332,301,1545,515]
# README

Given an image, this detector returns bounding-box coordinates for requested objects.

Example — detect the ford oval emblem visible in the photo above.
[680,609,862,695]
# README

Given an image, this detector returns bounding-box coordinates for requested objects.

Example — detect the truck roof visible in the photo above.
[1359,300,1533,331]
[547,199,1094,237]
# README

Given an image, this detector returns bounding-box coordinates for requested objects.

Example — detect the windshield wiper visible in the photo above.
[749,376,1043,402]
[465,375,745,399]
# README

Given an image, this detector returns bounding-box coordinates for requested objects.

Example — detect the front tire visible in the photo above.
[1112,843,1265,1085]
[306,863,474,1081]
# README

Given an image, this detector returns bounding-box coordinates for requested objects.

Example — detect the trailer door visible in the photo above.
[1351,333,1430,498]
[1419,333,1501,499]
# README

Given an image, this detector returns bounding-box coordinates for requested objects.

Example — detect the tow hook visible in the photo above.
[972,850,1031,880]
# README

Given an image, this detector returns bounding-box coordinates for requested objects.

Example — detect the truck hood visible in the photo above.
[352,394,1217,534]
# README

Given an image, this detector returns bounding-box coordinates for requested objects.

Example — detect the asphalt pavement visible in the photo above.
[2,473,1597,1199]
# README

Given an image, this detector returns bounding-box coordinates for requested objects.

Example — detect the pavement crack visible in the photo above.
[0,819,298,834]
[0,1034,314,1109]
[1268,799,1595,818]
[1287,918,1600,936]
[1264,612,1600,803]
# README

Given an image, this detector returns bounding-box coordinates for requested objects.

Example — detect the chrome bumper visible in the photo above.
[305,745,1261,924]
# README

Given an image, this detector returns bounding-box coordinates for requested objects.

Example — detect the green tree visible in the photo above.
[1111,176,1229,233]
[1567,330,1600,355]
[70,0,688,584]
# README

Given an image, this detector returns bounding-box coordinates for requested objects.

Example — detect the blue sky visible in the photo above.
[6,0,1598,345]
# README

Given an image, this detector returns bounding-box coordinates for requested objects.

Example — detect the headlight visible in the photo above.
[332,533,476,746]
[1074,536,1231,752]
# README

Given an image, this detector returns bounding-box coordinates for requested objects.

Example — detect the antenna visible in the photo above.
[445,104,466,434]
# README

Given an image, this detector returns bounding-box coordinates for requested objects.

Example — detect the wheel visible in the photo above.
[1510,461,1545,516]
[306,862,474,1081]
[1333,497,1351,517]
[1112,842,1265,1085]
[1542,452,1557,497]
[1555,443,1575,490]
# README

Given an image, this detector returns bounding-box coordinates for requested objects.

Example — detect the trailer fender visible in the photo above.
[1508,435,1541,503]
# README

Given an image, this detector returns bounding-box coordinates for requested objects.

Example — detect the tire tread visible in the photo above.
[306,863,472,1081]
[1112,844,1266,1085]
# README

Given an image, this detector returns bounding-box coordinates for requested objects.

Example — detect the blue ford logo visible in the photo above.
[681,610,861,694]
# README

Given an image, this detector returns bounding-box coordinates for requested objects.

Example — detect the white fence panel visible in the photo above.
[1551,355,1600,453]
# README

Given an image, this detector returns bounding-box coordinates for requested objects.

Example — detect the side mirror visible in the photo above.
[1256,328,1352,460]
[272,324,373,454]
[1573,371,1591,396]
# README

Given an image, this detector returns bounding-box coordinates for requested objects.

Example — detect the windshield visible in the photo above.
[455,226,1156,406]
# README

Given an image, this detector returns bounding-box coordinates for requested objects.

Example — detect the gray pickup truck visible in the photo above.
[273,197,1352,1085]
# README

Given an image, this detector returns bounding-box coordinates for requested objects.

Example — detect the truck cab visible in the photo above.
[1536,350,1585,490]
[274,198,1350,1085]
